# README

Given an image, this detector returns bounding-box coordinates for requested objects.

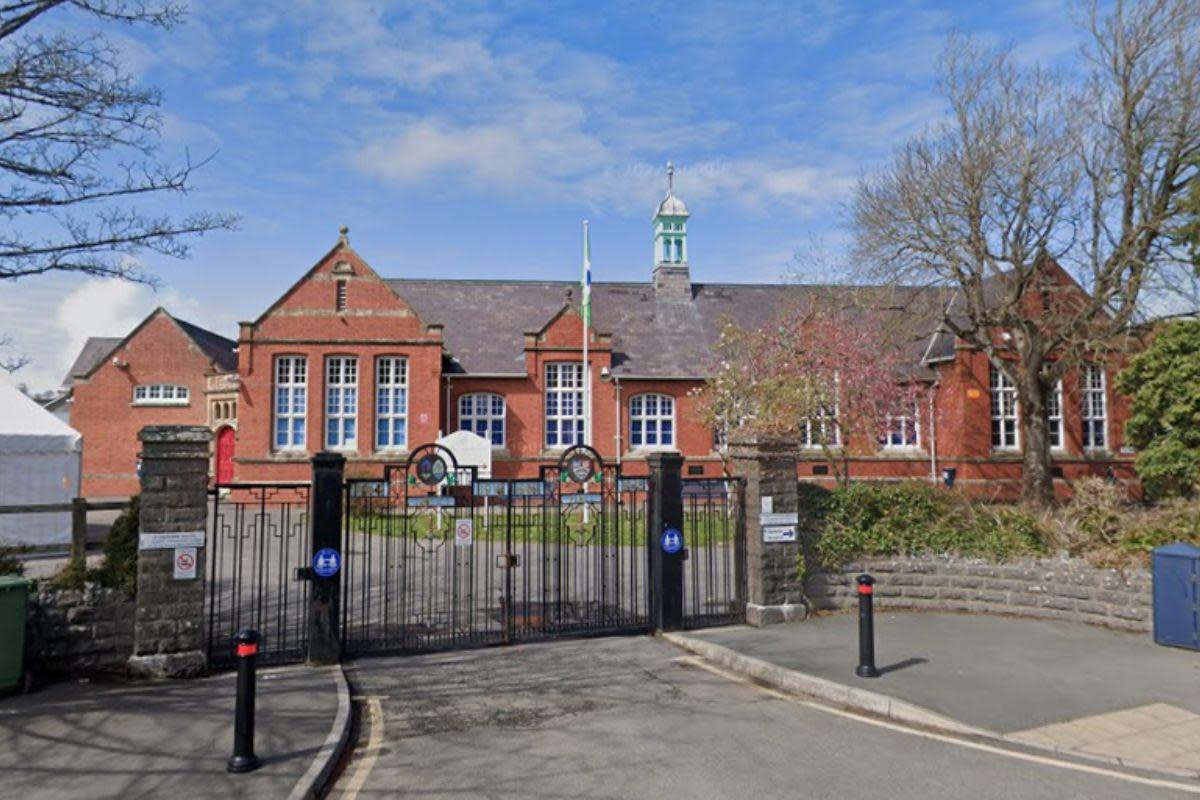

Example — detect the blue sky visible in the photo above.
[3,0,1088,392]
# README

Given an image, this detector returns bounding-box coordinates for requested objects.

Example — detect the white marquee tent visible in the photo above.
[0,378,82,546]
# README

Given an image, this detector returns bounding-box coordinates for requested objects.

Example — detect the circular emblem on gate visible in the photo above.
[567,454,594,483]
[416,453,448,486]
[561,445,599,485]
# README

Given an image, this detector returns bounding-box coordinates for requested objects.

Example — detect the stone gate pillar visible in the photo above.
[128,426,212,679]
[728,435,807,626]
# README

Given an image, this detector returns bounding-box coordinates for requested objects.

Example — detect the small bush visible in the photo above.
[52,496,140,594]
[97,496,140,596]
[809,481,1051,568]
[0,545,25,577]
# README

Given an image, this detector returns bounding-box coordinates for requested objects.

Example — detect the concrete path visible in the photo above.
[0,665,347,800]
[680,611,1200,777]
[332,635,1198,799]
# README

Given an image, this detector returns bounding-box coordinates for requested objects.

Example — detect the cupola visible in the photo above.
[652,162,692,301]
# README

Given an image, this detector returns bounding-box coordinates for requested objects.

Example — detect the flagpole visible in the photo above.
[582,219,591,449]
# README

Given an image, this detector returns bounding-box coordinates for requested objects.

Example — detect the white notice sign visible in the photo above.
[762,512,799,527]
[761,495,774,514]
[763,525,798,543]
[140,531,205,550]
[454,518,474,547]
[173,547,198,580]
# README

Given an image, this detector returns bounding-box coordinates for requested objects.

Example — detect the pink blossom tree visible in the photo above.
[696,302,928,484]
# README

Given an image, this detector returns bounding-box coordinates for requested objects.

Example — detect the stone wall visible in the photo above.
[805,554,1152,632]
[26,584,135,676]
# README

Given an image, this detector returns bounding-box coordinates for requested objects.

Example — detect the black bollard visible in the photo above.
[227,629,262,774]
[855,574,880,678]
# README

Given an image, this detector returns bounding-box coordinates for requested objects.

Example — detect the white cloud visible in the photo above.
[0,277,238,394]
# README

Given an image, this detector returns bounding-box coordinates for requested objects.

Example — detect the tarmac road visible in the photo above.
[331,634,1197,800]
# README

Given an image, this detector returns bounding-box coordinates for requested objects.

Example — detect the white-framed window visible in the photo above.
[630,393,675,448]
[132,384,189,406]
[800,406,840,449]
[545,362,584,448]
[990,366,1019,450]
[882,403,920,449]
[459,392,505,446]
[375,356,408,450]
[1082,364,1107,451]
[1047,380,1064,450]
[274,356,307,450]
[324,356,358,450]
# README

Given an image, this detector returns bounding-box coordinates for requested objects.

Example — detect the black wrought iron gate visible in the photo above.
[340,444,653,656]
[205,445,747,666]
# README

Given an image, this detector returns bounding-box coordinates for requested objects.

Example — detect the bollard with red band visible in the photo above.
[855,574,880,678]
[227,629,262,773]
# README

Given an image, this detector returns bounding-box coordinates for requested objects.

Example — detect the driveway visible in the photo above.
[332,635,1198,799]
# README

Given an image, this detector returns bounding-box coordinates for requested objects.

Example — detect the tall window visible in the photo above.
[375,356,408,450]
[274,356,307,450]
[545,362,584,447]
[630,394,674,448]
[800,406,839,449]
[325,356,358,450]
[459,392,505,446]
[990,366,1018,450]
[1082,364,1107,450]
[335,280,347,312]
[1047,381,1063,450]
[882,403,920,449]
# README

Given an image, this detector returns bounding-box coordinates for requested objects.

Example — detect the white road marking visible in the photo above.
[679,656,1200,796]
[336,696,385,800]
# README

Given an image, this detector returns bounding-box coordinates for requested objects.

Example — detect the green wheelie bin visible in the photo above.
[0,576,30,693]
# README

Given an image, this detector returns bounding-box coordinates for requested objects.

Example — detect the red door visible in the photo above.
[216,426,235,484]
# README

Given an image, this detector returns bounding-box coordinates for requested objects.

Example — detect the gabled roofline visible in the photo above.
[249,235,432,331]
[77,307,234,380]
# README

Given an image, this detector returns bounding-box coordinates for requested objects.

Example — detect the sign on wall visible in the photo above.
[140,531,205,550]
[173,547,197,580]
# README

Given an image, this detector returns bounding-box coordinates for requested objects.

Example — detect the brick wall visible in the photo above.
[805,554,1152,632]
[70,311,215,497]
[233,242,445,482]
[26,585,135,676]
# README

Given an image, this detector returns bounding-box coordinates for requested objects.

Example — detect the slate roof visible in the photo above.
[64,311,236,384]
[64,337,122,385]
[173,317,238,372]
[389,279,950,379]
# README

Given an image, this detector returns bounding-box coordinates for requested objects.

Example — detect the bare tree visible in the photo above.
[0,1,235,284]
[0,333,29,372]
[851,0,1200,506]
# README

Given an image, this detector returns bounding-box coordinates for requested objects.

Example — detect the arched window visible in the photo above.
[459,393,505,446]
[630,393,674,448]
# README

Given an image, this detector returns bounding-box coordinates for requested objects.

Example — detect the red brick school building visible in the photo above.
[64,178,1135,497]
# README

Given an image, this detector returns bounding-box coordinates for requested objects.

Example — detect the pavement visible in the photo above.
[0,664,349,800]
[672,610,1200,778]
[331,635,1199,799]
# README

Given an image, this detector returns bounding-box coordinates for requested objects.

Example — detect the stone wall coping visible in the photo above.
[139,425,213,443]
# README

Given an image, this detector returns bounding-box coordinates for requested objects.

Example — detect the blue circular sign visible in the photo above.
[313,548,341,578]
[661,528,683,554]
